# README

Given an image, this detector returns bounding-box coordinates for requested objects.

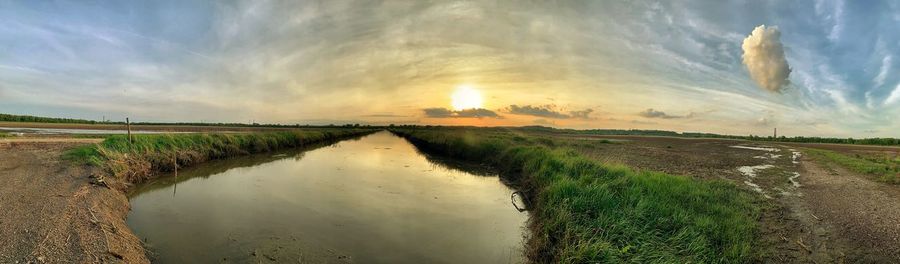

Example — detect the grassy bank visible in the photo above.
[804,148,900,184]
[67,129,375,186]
[393,128,757,263]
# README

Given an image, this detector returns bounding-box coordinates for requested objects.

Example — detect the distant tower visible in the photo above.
[774,127,777,138]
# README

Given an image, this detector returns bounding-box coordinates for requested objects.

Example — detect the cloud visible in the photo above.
[361,113,408,118]
[741,25,792,93]
[423,107,499,118]
[569,109,594,119]
[874,55,892,88]
[755,117,775,126]
[504,104,593,119]
[638,108,689,119]
[886,84,900,106]
[506,105,568,118]
[630,119,657,125]
[533,119,556,125]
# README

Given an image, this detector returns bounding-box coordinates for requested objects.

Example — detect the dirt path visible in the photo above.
[794,156,900,262]
[0,141,147,263]
[0,138,103,144]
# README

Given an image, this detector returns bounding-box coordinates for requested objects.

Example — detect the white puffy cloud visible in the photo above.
[741,25,792,93]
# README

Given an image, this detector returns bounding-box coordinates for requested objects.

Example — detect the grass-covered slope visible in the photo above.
[67,129,375,186]
[393,128,758,263]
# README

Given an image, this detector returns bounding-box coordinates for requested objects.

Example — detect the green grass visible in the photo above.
[66,129,375,184]
[393,128,758,263]
[803,148,900,184]
[0,131,9,138]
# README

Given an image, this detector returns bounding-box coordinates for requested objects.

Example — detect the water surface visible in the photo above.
[127,131,527,263]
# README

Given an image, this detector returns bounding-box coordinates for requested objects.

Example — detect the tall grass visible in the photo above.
[67,129,375,186]
[804,148,900,184]
[393,128,757,263]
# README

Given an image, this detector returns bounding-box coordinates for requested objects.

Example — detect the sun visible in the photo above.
[451,85,483,110]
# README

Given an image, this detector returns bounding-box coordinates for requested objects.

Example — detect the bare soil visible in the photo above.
[795,155,900,262]
[0,139,147,263]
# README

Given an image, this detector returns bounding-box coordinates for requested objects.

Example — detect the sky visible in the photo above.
[0,1,898,137]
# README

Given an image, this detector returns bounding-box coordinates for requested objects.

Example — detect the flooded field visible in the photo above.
[126,131,527,263]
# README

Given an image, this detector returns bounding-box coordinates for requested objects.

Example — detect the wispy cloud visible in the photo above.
[886,84,900,106]
[361,113,409,118]
[503,105,593,120]
[638,108,691,119]
[0,1,897,137]
[423,108,499,118]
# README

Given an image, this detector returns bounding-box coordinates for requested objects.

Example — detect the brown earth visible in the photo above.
[794,155,900,262]
[0,139,148,263]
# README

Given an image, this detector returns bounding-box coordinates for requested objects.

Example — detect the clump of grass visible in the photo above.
[66,129,374,186]
[393,128,758,263]
[0,131,9,138]
[804,148,900,184]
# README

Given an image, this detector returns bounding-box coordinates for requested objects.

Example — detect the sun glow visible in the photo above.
[451,85,484,110]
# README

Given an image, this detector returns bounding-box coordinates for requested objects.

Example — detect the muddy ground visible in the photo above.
[0,139,147,263]
[533,133,900,262]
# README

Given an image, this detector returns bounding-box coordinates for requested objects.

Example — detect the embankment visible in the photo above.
[392,128,758,263]
[68,129,377,190]
[61,129,376,262]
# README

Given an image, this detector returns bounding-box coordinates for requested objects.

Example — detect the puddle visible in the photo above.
[738,164,774,178]
[737,164,775,199]
[789,172,801,187]
[731,145,780,152]
[754,153,783,159]
[743,181,771,199]
[790,150,802,164]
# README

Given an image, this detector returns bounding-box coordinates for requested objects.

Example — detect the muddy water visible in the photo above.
[126,131,528,263]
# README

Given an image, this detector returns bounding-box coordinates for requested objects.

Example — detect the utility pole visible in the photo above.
[126,117,132,144]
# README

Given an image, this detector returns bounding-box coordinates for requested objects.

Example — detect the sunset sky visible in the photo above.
[1,1,898,137]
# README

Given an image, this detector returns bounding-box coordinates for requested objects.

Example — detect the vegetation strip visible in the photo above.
[803,148,900,184]
[392,128,758,263]
[66,129,376,188]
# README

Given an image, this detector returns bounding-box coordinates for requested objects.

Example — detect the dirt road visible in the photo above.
[0,140,147,263]
[794,156,900,262]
